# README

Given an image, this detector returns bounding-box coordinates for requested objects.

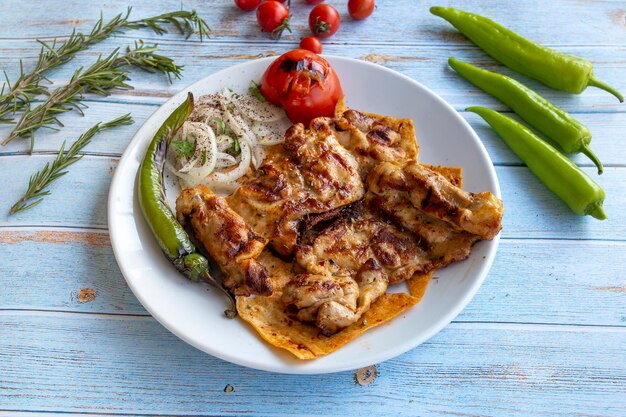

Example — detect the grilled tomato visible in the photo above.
[259,49,343,125]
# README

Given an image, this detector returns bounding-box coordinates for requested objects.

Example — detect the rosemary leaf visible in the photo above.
[9,114,134,215]
[2,43,179,147]
[0,7,209,123]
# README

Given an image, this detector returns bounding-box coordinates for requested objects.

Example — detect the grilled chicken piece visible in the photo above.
[176,185,272,296]
[367,162,503,240]
[367,193,479,268]
[227,117,364,256]
[282,259,388,335]
[296,202,430,285]
[282,274,359,335]
[334,110,419,178]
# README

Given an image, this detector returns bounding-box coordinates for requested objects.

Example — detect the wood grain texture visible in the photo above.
[1,102,625,172]
[1,1,625,415]
[1,155,624,240]
[0,312,624,417]
[0,41,624,112]
[1,229,625,326]
[0,0,625,47]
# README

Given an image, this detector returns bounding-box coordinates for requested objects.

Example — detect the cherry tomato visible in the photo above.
[309,4,340,38]
[259,49,343,125]
[234,0,261,11]
[299,36,323,54]
[348,0,375,19]
[305,0,325,4]
[256,1,290,33]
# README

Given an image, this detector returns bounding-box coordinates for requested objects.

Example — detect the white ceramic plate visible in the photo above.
[108,56,501,374]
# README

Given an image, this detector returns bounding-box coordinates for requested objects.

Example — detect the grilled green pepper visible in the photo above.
[431,6,623,102]
[468,106,607,220]
[449,57,604,174]
[138,92,236,316]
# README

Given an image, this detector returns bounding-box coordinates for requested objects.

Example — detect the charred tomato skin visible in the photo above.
[260,49,343,125]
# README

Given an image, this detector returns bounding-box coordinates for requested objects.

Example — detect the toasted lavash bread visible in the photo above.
[236,105,464,360]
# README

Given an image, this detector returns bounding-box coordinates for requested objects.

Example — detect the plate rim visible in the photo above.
[108,55,501,374]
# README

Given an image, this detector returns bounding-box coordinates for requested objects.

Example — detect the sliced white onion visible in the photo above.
[215,134,234,152]
[206,140,251,183]
[234,95,286,123]
[167,89,288,192]
[225,109,258,148]
[216,152,237,168]
[252,146,266,169]
[178,122,217,175]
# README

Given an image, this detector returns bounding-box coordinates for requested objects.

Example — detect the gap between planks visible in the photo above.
[0,410,224,417]
[0,309,624,333]
[2,226,626,244]
[0,34,625,49]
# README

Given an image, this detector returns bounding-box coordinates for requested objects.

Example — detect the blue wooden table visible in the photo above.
[1,1,625,415]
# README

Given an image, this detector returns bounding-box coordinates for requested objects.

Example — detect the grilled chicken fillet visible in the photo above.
[227,117,364,256]
[367,162,503,240]
[176,185,272,296]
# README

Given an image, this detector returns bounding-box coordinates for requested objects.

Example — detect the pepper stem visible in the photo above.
[588,203,607,220]
[581,144,604,175]
[200,270,237,318]
[588,76,624,103]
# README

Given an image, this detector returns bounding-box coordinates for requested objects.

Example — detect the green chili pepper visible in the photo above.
[431,7,623,102]
[467,106,607,220]
[138,92,236,317]
[449,57,604,174]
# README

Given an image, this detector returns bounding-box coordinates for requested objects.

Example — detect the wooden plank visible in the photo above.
[0,40,624,112]
[1,155,624,240]
[1,101,624,171]
[0,312,623,416]
[1,229,625,326]
[0,0,625,47]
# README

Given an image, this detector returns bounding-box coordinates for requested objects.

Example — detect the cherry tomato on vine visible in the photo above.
[299,36,323,54]
[309,4,340,38]
[348,0,375,20]
[259,49,343,125]
[256,1,290,35]
[234,0,262,11]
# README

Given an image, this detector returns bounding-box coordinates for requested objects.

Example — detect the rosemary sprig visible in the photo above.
[0,7,209,123]
[125,10,211,41]
[2,42,181,147]
[9,114,134,215]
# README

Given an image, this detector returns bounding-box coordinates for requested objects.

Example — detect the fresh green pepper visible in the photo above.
[138,92,236,316]
[467,106,607,220]
[449,57,604,174]
[431,7,623,102]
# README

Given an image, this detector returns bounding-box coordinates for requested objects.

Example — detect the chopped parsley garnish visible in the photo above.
[171,140,195,158]
[231,138,241,155]
[227,88,241,99]
[200,148,207,165]
[249,81,265,102]
[215,118,231,135]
